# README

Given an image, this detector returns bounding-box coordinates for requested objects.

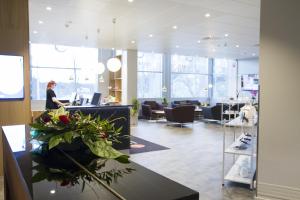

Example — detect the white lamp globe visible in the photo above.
[107,57,121,72]
[97,62,106,74]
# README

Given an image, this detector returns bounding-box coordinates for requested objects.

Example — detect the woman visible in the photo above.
[45,80,67,110]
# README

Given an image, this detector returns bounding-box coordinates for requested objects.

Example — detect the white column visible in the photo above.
[122,49,137,104]
[258,0,300,199]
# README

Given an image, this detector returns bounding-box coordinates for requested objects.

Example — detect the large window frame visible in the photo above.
[171,55,209,98]
[137,52,163,99]
[213,58,238,100]
[30,43,99,100]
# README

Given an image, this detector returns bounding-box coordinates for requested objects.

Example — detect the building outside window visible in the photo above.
[213,58,238,100]
[171,55,209,98]
[137,52,163,98]
[30,43,98,100]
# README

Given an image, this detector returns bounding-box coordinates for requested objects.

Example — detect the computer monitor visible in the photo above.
[90,92,102,106]
[70,92,77,105]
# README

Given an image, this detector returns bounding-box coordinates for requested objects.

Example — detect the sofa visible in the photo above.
[202,105,223,121]
[203,103,241,121]
[66,106,130,150]
[164,105,195,125]
[141,101,164,119]
[171,100,201,108]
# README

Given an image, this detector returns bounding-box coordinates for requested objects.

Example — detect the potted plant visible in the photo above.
[31,107,129,163]
[130,98,140,126]
[162,97,168,107]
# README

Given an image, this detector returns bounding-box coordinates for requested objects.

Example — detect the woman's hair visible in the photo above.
[47,80,56,89]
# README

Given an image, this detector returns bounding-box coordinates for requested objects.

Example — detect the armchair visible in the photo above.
[164,105,195,125]
[142,101,164,119]
[202,105,222,121]
[171,100,201,108]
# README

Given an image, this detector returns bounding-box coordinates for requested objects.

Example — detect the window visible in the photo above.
[137,52,163,98]
[171,55,209,98]
[213,59,237,99]
[30,44,98,100]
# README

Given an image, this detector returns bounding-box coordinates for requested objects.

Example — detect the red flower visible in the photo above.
[100,132,107,139]
[60,180,70,186]
[42,115,51,123]
[59,115,70,124]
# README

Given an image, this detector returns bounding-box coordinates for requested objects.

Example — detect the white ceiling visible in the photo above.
[29,0,260,59]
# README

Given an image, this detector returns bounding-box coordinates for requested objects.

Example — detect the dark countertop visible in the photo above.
[2,125,199,200]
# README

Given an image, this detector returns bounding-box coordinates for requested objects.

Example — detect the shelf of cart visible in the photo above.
[225,134,256,156]
[225,117,256,127]
[224,155,256,185]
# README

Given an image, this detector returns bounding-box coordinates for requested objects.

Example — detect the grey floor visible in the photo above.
[130,120,256,200]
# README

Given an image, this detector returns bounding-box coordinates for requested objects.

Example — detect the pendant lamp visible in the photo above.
[97,29,106,75]
[107,18,121,72]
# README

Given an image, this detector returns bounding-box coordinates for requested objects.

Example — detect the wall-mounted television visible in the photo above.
[241,74,259,91]
[0,55,24,100]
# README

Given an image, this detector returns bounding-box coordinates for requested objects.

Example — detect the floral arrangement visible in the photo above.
[31,107,129,163]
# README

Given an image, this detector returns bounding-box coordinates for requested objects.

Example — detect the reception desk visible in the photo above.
[2,125,199,200]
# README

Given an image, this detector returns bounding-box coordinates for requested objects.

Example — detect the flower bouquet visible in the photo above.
[31,107,129,163]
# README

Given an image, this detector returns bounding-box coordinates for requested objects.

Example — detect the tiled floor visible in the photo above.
[130,120,256,200]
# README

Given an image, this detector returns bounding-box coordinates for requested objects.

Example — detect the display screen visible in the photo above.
[0,55,24,100]
[241,74,259,91]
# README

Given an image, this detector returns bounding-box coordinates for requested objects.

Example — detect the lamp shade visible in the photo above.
[97,62,106,74]
[107,57,121,72]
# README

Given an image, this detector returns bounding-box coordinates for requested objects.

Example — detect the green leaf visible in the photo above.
[82,138,129,162]
[115,155,130,164]
[49,135,64,149]
[63,132,73,143]
[32,172,48,183]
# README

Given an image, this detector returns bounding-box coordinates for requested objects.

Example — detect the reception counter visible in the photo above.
[2,125,199,200]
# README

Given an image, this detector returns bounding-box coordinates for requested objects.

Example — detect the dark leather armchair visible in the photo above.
[202,105,223,121]
[164,105,195,124]
[142,101,163,119]
[171,100,201,108]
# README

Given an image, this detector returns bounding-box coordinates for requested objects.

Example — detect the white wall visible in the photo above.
[258,0,300,199]
[238,58,259,75]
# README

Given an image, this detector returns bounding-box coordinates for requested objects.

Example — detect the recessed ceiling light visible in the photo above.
[149,34,153,38]
[252,53,256,56]
[46,6,52,11]
[224,33,229,37]
[128,0,134,2]
[38,20,44,24]
[172,25,178,30]
[176,45,179,48]
[235,44,240,48]
[131,40,136,44]
[33,30,38,34]
[197,40,201,44]
[111,48,115,50]
[205,13,211,18]
[212,48,216,52]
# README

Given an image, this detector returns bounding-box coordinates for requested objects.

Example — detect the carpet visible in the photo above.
[130,136,169,154]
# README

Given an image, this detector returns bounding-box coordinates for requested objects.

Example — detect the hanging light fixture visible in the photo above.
[162,86,167,93]
[96,29,106,75]
[107,18,122,72]
[99,75,105,83]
